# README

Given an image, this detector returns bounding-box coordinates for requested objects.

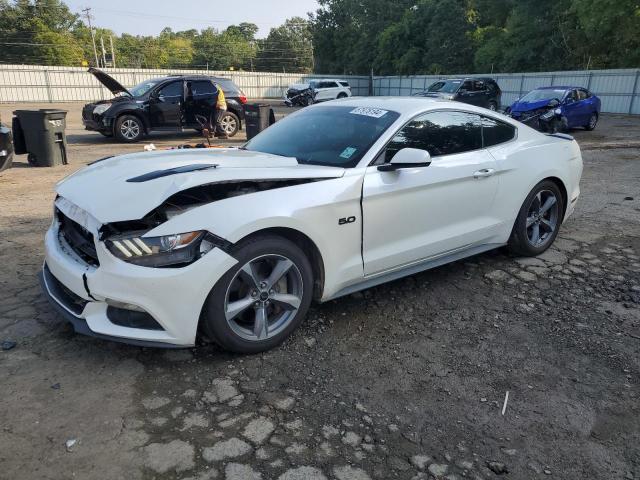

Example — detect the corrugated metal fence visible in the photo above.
[1,64,639,115]
[0,64,370,102]
[374,69,640,115]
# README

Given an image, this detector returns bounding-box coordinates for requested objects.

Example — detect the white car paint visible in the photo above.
[42,97,582,347]
[285,79,352,103]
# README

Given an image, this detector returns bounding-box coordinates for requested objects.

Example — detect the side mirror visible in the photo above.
[378,148,431,172]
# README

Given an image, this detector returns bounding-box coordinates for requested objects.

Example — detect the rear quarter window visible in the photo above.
[481,116,516,147]
[339,81,350,87]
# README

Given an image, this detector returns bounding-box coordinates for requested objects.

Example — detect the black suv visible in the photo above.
[83,68,247,142]
[414,77,501,111]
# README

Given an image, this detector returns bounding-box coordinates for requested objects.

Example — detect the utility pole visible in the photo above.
[100,36,107,67]
[82,7,99,67]
[109,35,116,68]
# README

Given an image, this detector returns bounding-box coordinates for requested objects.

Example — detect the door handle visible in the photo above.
[473,168,495,179]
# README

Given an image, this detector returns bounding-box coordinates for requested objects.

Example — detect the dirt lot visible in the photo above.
[1,103,639,480]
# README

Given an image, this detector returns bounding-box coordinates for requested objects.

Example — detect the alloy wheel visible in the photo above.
[588,114,597,129]
[120,119,140,140]
[220,114,237,135]
[526,189,559,247]
[224,254,303,342]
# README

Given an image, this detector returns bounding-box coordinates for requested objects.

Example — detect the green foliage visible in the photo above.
[311,0,640,74]
[256,17,313,73]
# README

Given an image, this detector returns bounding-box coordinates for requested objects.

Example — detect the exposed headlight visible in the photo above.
[540,110,555,120]
[554,108,562,115]
[93,103,112,115]
[105,230,218,267]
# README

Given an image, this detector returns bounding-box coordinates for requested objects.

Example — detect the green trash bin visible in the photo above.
[13,109,68,167]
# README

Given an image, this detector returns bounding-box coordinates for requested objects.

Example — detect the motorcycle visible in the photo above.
[284,84,316,107]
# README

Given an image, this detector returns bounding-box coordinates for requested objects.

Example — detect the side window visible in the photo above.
[191,80,216,96]
[481,116,516,148]
[339,81,350,87]
[330,82,340,88]
[385,111,483,161]
[567,89,578,102]
[577,89,588,100]
[474,80,486,91]
[157,81,183,98]
[461,80,474,91]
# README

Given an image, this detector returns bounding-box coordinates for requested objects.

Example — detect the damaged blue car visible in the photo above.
[506,86,601,133]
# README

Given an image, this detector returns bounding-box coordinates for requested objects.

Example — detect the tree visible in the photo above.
[256,17,313,73]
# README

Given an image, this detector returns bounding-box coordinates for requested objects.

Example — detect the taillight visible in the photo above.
[238,92,247,104]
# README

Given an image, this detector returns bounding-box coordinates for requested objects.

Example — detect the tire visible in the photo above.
[219,112,240,137]
[27,153,38,166]
[201,235,314,353]
[114,115,144,143]
[488,101,498,111]
[337,92,348,99]
[508,180,564,257]
[584,112,598,131]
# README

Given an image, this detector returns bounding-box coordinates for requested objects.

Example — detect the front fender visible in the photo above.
[104,103,151,131]
[146,172,366,300]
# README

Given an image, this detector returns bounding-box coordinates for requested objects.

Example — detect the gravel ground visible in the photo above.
[0,103,639,480]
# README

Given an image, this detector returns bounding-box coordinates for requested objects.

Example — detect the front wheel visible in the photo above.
[201,235,314,353]
[508,180,564,257]
[115,115,144,143]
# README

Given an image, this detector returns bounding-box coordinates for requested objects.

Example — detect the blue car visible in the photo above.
[507,86,601,132]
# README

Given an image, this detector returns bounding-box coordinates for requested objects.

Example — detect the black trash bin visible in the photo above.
[13,109,68,167]
[243,103,275,140]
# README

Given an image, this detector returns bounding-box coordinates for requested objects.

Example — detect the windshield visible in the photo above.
[129,79,162,97]
[427,80,462,93]
[244,106,401,168]
[520,89,567,103]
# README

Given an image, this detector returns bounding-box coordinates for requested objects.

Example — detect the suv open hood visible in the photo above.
[56,148,345,223]
[88,68,131,96]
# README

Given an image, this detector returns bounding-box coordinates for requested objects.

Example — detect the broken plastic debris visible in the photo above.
[65,439,77,452]
[144,143,156,151]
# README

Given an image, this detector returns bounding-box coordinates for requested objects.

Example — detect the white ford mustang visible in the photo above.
[41,97,582,353]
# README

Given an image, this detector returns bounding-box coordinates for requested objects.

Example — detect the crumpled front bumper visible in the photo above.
[41,217,238,348]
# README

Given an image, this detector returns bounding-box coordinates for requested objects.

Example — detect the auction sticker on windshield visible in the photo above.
[350,107,389,118]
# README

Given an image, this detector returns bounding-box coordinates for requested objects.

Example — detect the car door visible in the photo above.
[562,89,582,128]
[149,80,184,129]
[361,110,501,276]
[456,80,484,106]
[576,89,593,124]
[184,79,217,127]
[314,81,333,101]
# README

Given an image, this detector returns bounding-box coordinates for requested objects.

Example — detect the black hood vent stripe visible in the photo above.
[127,164,219,183]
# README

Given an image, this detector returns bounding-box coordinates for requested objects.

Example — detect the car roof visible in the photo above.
[536,86,574,90]
[315,96,512,118]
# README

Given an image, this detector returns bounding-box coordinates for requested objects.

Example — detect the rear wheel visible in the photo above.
[508,180,564,257]
[219,112,240,137]
[337,92,348,99]
[584,112,598,131]
[201,235,314,353]
[115,115,144,143]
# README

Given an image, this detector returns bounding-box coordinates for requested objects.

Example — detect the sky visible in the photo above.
[62,0,321,38]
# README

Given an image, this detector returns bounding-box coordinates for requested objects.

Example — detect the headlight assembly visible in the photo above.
[105,230,219,267]
[93,103,112,116]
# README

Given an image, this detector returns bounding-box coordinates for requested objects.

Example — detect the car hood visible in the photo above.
[56,148,346,223]
[510,99,554,113]
[88,67,131,96]
[288,83,311,90]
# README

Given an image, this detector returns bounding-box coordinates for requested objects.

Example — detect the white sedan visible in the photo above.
[41,98,582,353]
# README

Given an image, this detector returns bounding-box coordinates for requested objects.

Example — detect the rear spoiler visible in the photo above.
[546,133,574,141]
